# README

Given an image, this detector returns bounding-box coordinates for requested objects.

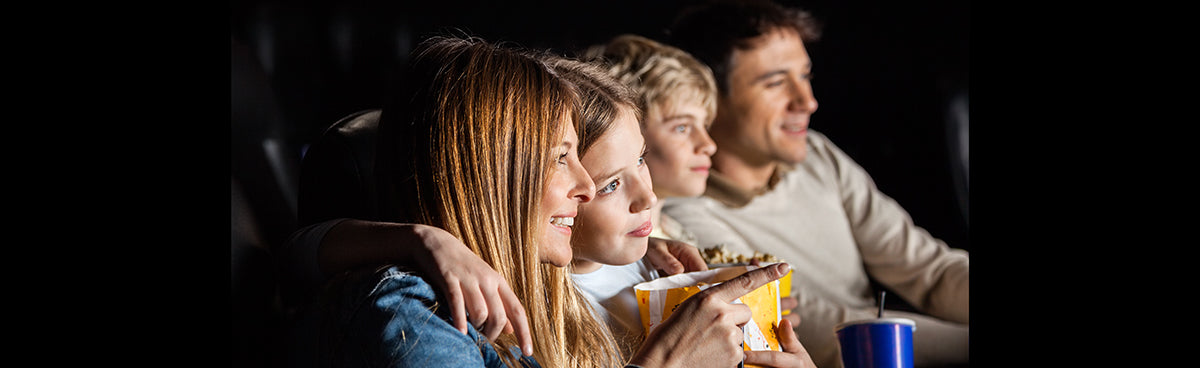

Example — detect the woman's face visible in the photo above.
[571,108,657,273]
[641,100,716,199]
[539,120,596,267]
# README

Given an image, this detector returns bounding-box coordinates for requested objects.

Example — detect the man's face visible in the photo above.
[710,28,818,167]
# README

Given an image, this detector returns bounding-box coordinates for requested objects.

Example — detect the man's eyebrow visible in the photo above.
[751,69,789,83]
[750,62,812,83]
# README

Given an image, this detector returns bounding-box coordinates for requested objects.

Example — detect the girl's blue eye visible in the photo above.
[674,125,689,134]
[598,179,619,195]
[637,156,645,166]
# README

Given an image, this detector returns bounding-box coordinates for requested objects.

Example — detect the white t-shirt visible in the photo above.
[571,260,660,359]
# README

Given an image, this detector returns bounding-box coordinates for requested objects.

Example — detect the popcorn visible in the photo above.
[698,245,795,314]
[700,245,781,265]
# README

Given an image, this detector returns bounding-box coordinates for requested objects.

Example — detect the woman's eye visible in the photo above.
[766,79,785,88]
[637,156,645,166]
[598,179,619,195]
[557,152,568,165]
[673,125,689,134]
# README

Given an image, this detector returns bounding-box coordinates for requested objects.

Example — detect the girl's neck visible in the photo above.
[569,258,603,274]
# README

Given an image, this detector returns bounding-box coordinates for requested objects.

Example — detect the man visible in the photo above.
[661,1,969,367]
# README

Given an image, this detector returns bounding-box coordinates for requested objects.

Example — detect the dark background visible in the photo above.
[229,0,971,250]
[231,1,970,367]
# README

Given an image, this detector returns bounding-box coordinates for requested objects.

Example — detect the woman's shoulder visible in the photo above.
[329,265,520,367]
[327,265,438,304]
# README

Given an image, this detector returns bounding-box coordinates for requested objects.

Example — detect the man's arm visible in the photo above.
[820,133,969,324]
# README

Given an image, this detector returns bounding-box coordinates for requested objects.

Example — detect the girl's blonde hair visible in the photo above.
[545,56,642,156]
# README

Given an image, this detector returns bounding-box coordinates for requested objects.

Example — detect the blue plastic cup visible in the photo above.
[834,318,917,368]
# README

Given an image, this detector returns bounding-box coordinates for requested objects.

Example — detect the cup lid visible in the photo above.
[833,317,917,332]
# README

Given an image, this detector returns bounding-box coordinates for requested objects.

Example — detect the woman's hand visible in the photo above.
[742,319,818,368]
[644,237,709,276]
[747,259,801,327]
[628,262,790,368]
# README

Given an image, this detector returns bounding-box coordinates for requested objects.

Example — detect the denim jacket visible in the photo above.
[321,265,540,368]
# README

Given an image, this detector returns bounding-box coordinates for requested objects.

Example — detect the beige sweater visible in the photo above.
[661,130,969,367]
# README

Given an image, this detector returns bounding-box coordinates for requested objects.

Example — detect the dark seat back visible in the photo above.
[297,109,382,229]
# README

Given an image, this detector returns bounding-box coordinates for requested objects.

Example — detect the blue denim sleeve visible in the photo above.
[337,267,524,368]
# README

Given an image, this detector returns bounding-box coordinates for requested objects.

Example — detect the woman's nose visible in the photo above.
[569,160,595,203]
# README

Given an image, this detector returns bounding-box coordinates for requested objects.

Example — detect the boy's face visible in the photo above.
[711,28,819,167]
[641,99,716,199]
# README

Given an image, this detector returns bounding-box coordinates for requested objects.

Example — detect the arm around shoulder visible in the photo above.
[306,219,536,349]
[336,268,499,367]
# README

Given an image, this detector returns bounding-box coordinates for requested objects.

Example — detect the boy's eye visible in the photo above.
[598,179,619,195]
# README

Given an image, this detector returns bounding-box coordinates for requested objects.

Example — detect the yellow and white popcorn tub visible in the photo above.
[634,265,784,355]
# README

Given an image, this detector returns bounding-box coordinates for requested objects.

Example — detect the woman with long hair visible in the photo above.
[302,35,800,368]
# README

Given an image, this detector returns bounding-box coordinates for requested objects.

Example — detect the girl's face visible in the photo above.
[540,120,596,267]
[641,100,717,199]
[571,108,657,273]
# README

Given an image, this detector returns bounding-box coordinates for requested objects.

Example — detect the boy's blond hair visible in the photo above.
[582,34,718,129]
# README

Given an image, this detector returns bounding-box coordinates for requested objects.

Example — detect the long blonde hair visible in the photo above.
[376,36,622,368]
